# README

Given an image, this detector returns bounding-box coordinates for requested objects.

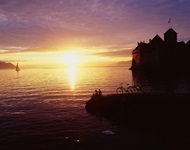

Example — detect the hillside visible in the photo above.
[0,61,16,69]
[116,60,132,66]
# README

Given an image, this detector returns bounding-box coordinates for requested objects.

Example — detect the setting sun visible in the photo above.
[62,50,81,67]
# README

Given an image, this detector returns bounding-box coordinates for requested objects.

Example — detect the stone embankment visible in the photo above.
[86,93,190,137]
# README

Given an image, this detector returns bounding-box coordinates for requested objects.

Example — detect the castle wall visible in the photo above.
[130,28,188,70]
[141,50,160,69]
[131,49,141,69]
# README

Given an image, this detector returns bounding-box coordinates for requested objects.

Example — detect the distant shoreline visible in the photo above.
[0,61,15,69]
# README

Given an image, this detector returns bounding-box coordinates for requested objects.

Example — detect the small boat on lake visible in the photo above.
[16,63,20,72]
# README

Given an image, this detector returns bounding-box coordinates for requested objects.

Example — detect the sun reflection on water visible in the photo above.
[68,67,76,90]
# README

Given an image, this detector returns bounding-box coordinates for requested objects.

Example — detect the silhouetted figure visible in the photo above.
[92,90,98,98]
[92,89,103,99]
[95,90,98,95]
[98,89,102,96]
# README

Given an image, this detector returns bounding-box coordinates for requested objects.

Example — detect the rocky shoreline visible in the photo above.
[86,93,190,138]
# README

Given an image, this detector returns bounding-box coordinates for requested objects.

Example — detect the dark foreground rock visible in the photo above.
[86,93,190,146]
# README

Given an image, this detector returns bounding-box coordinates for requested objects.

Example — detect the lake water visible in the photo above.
[0,67,189,150]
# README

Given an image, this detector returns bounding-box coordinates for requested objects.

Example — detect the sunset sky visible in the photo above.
[0,0,190,68]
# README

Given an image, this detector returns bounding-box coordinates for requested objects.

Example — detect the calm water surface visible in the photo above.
[0,67,177,149]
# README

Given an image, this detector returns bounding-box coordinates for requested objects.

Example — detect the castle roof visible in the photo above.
[134,42,148,51]
[186,40,190,47]
[164,28,177,35]
[186,40,190,45]
[151,35,164,43]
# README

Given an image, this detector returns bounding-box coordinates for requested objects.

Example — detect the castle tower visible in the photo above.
[164,28,177,45]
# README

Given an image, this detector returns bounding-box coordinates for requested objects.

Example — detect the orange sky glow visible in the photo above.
[0,0,190,68]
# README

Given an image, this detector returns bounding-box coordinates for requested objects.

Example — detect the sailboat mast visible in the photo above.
[16,63,20,72]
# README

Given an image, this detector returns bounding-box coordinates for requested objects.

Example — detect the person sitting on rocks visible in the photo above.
[98,89,102,96]
[95,90,98,96]
[92,90,98,98]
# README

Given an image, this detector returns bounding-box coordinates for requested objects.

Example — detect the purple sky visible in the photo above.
[0,0,190,65]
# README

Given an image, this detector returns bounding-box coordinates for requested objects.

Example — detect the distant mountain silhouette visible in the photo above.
[0,61,15,69]
[117,60,132,66]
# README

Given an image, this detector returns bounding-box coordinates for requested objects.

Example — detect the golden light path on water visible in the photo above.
[68,67,76,91]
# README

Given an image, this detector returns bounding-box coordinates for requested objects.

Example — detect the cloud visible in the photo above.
[0,0,190,54]
[95,49,132,57]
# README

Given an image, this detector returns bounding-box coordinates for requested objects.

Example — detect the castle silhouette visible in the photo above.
[130,28,190,71]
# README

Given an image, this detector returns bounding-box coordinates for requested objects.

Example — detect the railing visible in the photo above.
[116,82,152,94]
